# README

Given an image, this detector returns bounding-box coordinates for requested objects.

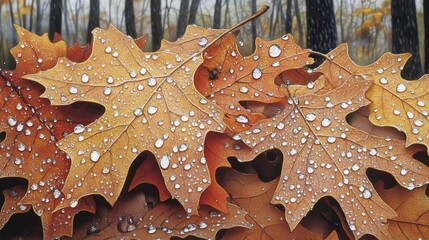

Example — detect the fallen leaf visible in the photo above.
[219,169,324,239]
[375,181,429,239]
[365,53,429,150]
[25,25,227,215]
[233,44,429,239]
[194,33,313,133]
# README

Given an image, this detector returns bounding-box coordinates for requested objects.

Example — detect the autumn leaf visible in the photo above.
[24,25,230,215]
[0,26,96,239]
[219,168,325,239]
[194,33,313,133]
[233,44,429,239]
[375,181,429,239]
[365,53,429,150]
[82,191,250,240]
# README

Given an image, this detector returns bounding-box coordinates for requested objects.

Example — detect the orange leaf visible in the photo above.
[233,44,429,239]
[25,25,229,215]
[195,33,313,133]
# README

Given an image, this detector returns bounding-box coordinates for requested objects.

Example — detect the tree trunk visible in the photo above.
[306,0,337,67]
[213,0,222,29]
[392,0,422,79]
[285,0,292,33]
[151,0,163,51]
[251,0,257,51]
[176,0,190,39]
[35,0,42,34]
[188,0,200,24]
[294,0,303,46]
[87,0,100,43]
[424,0,429,74]
[49,0,62,41]
[125,0,137,38]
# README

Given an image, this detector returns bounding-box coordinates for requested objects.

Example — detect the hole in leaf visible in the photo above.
[240,99,286,118]
[227,157,255,174]
[412,150,429,167]
[274,68,321,86]
[0,131,5,143]
[251,149,283,182]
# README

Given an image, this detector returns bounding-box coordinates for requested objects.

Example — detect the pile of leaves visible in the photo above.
[1,6,429,240]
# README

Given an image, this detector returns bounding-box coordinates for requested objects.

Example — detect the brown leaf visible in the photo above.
[233,44,429,239]
[25,25,228,215]
[219,169,324,239]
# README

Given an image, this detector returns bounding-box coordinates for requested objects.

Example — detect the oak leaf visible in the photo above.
[219,169,324,239]
[233,44,429,239]
[365,53,429,150]
[25,25,228,215]
[194,33,313,133]
[0,26,96,239]
[375,181,429,239]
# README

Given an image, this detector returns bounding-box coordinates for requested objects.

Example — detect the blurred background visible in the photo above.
[0,0,427,79]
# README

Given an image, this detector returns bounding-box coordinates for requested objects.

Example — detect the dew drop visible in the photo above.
[140,67,147,75]
[90,150,101,162]
[321,118,331,127]
[362,189,372,199]
[198,37,208,46]
[129,70,137,78]
[160,155,170,169]
[400,168,408,176]
[396,83,406,93]
[268,44,282,58]
[81,73,89,83]
[69,86,78,94]
[307,166,314,174]
[327,136,336,143]
[414,119,423,127]
[74,124,85,134]
[134,108,143,116]
[289,148,297,155]
[103,86,112,95]
[70,200,78,208]
[417,100,425,107]
[239,86,249,93]
[236,115,249,123]
[7,116,17,126]
[277,122,285,130]
[199,221,208,229]
[351,163,360,171]
[147,106,158,115]
[377,68,384,74]
[184,163,191,170]
[155,138,164,148]
[105,46,112,53]
[148,77,157,87]
[379,77,388,84]
[53,189,61,199]
[252,68,262,80]
[305,113,316,122]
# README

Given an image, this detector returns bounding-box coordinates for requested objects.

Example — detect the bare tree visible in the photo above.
[392,0,422,79]
[251,0,257,51]
[87,0,100,43]
[35,0,42,34]
[213,0,222,29]
[188,0,201,24]
[125,0,137,38]
[306,0,337,66]
[424,0,429,74]
[49,0,62,41]
[294,0,304,46]
[176,0,190,39]
[285,0,292,33]
[151,0,163,51]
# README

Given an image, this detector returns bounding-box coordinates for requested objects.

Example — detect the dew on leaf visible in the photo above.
[147,106,158,115]
[268,44,282,58]
[236,115,249,123]
[74,124,85,134]
[90,150,101,162]
[379,77,388,84]
[239,86,249,93]
[362,189,372,199]
[81,73,89,83]
[305,113,316,122]
[148,77,157,87]
[160,155,170,169]
[69,86,78,94]
[155,138,164,148]
[103,86,112,95]
[7,116,17,126]
[321,118,331,127]
[252,67,262,80]
[70,200,78,208]
[105,46,112,53]
[396,83,406,93]
[133,108,143,117]
[198,37,208,46]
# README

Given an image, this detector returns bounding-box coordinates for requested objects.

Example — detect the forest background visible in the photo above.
[0,0,428,79]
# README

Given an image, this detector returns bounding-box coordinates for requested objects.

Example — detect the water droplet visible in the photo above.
[90,150,101,162]
[268,44,282,58]
[289,148,297,155]
[148,77,157,87]
[179,143,188,151]
[307,166,314,173]
[277,122,285,130]
[400,168,407,175]
[377,68,384,74]
[7,116,17,126]
[160,155,170,169]
[112,51,119,58]
[81,74,89,83]
[140,67,147,75]
[107,76,114,84]
[379,77,388,84]
[104,86,112,95]
[305,113,316,122]
[70,200,78,208]
[414,119,423,127]
[417,100,425,107]
[321,118,331,127]
[198,37,208,46]
[155,138,164,148]
[199,221,208,229]
[236,115,249,123]
[102,167,110,174]
[74,124,85,134]
[147,225,156,234]
[252,68,262,80]
[130,70,137,78]
[362,189,372,199]
[105,46,112,53]
[134,108,143,116]
[327,136,336,143]
[407,111,414,119]
[147,106,158,115]
[69,86,78,94]
[351,163,360,171]
[53,189,61,199]
[239,86,248,93]
[184,163,191,170]
[396,83,406,93]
